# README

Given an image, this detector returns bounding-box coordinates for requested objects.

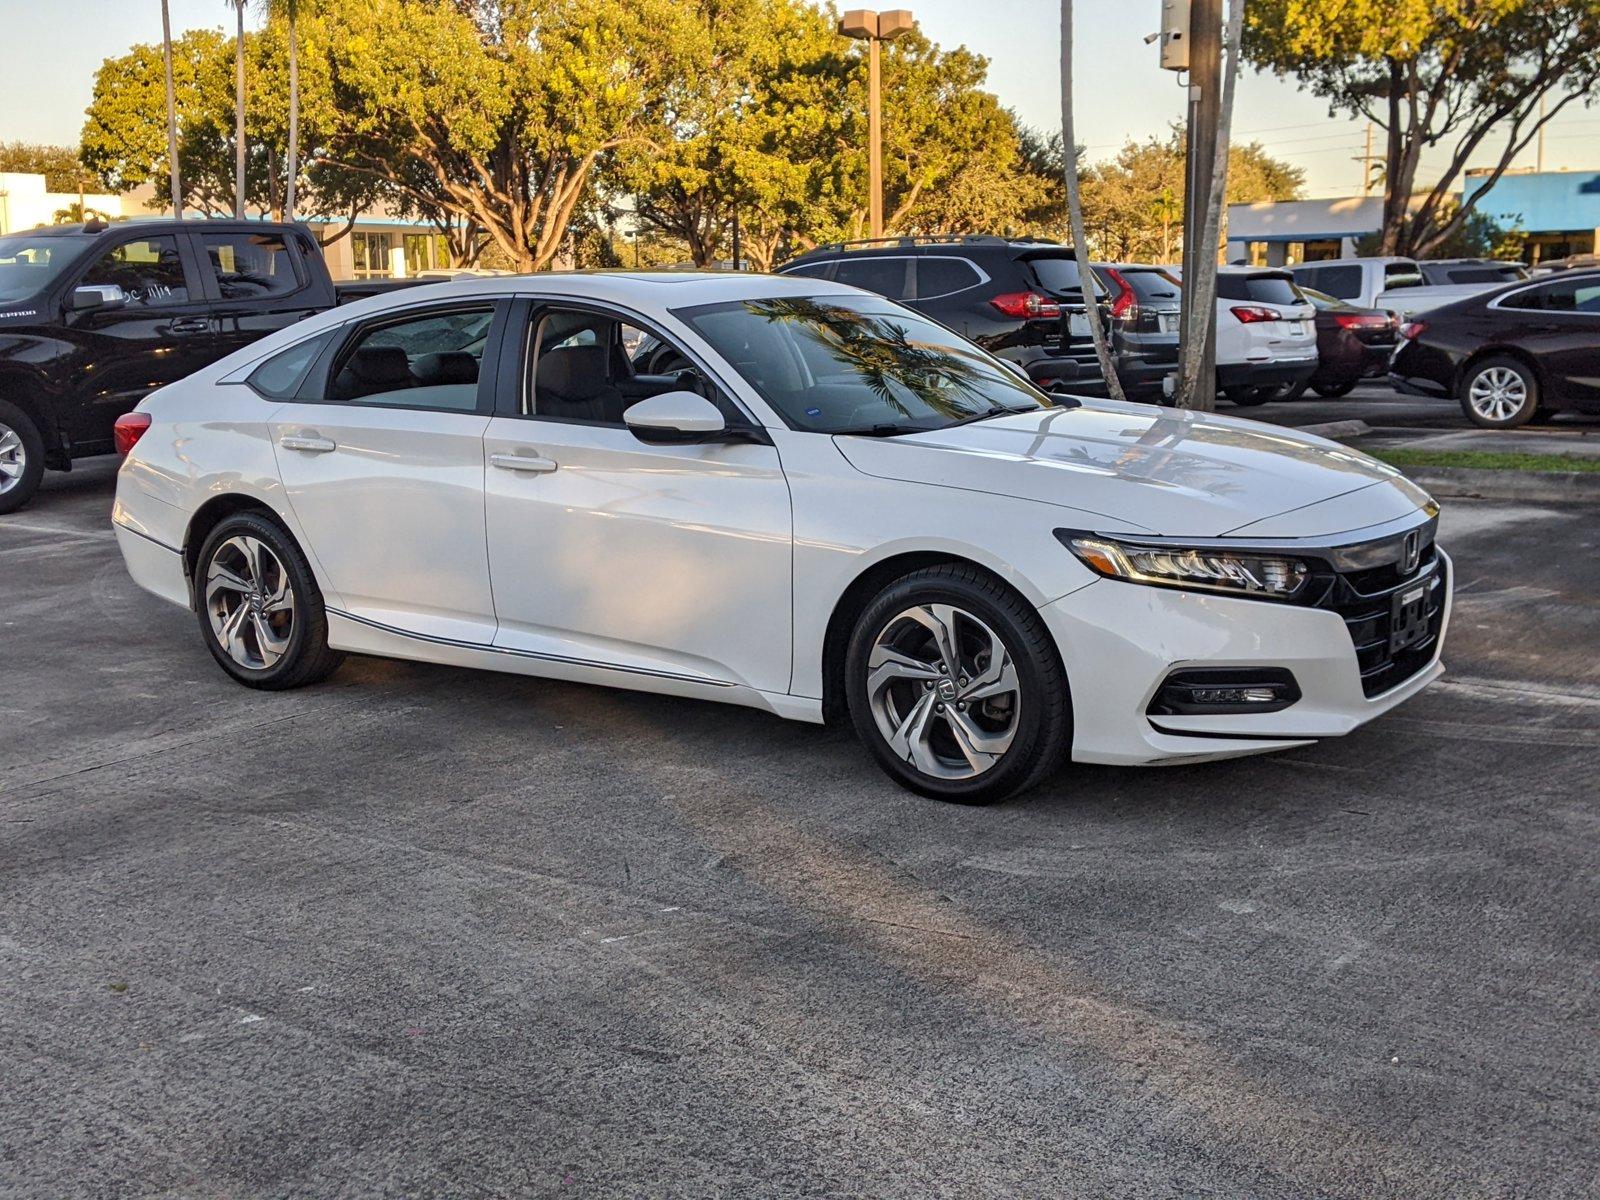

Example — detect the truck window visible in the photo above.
[1313,265,1362,300]
[79,236,190,306]
[1382,261,1423,291]
[0,232,93,302]
[200,232,304,300]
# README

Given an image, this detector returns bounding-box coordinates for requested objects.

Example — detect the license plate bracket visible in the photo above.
[1389,582,1429,653]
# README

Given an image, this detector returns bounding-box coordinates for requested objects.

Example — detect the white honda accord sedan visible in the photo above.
[111,272,1450,802]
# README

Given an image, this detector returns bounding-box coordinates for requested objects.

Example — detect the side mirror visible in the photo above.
[623,390,728,444]
[71,284,127,313]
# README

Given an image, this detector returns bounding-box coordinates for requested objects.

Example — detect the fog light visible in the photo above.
[1148,669,1301,716]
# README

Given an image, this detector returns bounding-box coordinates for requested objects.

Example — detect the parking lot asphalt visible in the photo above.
[1248,381,1600,443]
[3,458,1597,1198]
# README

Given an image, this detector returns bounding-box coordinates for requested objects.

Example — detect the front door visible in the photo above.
[269,300,504,643]
[62,232,216,452]
[483,302,793,693]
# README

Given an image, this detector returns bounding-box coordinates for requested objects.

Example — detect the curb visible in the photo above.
[1284,419,1372,440]
[1392,466,1600,503]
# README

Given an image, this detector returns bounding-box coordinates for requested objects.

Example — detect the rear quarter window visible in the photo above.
[246,332,333,399]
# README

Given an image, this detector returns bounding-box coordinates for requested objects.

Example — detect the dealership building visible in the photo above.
[1228,168,1600,266]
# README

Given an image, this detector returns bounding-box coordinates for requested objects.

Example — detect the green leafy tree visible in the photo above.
[1243,0,1600,256]
[0,143,90,192]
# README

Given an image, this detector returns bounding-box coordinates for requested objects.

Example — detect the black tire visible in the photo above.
[0,400,46,516]
[193,510,344,690]
[1459,356,1540,429]
[845,565,1070,804]
[1312,380,1357,399]
[1223,385,1277,407]
[1280,379,1311,402]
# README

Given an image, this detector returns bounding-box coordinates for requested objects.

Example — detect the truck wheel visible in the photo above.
[0,400,46,516]
[1312,380,1357,399]
[1460,357,1539,429]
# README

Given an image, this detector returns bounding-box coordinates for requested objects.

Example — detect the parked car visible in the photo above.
[113,272,1449,803]
[776,236,1106,392]
[1389,270,1600,428]
[0,218,417,513]
[1094,263,1181,399]
[1213,267,1319,405]
[1416,259,1528,287]
[1289,257,1499,318]
[1289,287,1399,399]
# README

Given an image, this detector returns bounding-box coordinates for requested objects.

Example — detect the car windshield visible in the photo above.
[674,294,1053,435]
[0,232,91,303]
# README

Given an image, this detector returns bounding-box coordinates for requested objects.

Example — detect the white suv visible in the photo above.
[1214,268,1318,406]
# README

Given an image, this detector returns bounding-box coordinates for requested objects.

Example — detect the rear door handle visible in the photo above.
[490,452,558,474]
[168,317,210,334]
[279,434,336,454]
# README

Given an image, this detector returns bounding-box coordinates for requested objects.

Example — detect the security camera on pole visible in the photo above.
[839,9,915,240]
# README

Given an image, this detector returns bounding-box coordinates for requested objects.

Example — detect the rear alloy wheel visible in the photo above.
[847,566,1069,804]
[1461,357,1539,429]
[0,401,46,516]
[195,512,344,689]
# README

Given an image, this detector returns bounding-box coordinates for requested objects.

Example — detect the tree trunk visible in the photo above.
[233,1,246,218]
[285,0,298,221]
[160,0,183,217]
[1059,0,1125,401]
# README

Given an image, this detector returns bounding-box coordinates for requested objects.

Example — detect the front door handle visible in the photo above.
[490,452,558,474]
[279,434,336,454]
[168,317,210,334]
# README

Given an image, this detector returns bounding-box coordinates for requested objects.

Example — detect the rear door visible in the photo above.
[267,299,507,643]
[192,228,326,359]
[1494,277,1600,405]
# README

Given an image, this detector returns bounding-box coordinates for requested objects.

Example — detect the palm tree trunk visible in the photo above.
[161,0,183,217]
[1059,0,1125,401]
[233,0,246,218]
[285,0,298,220]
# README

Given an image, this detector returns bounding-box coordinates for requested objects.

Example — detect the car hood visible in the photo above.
[833,401,1432,538]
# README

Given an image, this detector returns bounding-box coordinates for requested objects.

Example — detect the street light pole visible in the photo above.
[839,10,915,240]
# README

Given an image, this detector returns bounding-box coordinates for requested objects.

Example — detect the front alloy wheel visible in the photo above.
[0,401,46,515]
[847,565,1070,804]
[1461,357,1539,428]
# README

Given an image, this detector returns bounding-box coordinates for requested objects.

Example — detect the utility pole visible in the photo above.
[1355,123,1381,196]
[1178,0,1220,410]
[839,10,915,239]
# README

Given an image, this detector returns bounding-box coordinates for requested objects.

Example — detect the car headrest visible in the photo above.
[344,345,414,387]
[537,345,614,401]
[412,351,478,386]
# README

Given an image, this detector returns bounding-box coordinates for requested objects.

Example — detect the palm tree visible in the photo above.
[228,0,247,217]
[160,0,183,217]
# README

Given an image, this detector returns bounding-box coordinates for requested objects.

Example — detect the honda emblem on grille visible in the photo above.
[1401,530,1422,575]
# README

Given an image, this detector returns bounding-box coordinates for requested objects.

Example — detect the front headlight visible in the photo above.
[1057,532,1310,600]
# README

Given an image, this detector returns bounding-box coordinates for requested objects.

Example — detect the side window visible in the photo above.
[79,236,190,306]
[1504,280,1600,313]
[1383,261,1423,291]
[200,231,303,300]
[327,305,494,409]
[832,256,911,300]
[527,307,728,425]
[782,261,834,280]
[246,332,331,399]
[914,257,982,299]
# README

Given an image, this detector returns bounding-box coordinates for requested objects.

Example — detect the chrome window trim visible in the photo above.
[1487,272,1600,313]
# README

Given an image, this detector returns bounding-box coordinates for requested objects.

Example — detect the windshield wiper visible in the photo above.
[944,405,1033,428]
[833,423,915,437]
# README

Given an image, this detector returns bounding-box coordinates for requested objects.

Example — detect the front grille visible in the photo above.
[1301,551,1448,698]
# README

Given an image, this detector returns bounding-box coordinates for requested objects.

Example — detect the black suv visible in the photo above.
[777,236,1108,392]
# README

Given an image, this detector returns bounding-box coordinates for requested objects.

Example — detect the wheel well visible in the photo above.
[820,551,1018,726]
[1457,346,1546,400]
[183,495,289,585]
[0,371,63,467]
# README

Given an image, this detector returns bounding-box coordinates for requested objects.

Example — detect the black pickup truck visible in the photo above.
[0,218,410,513]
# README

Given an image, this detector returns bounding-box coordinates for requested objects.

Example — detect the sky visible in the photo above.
[0,0,1595,199]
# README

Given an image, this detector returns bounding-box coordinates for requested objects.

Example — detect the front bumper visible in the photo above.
[1039,550,1452,765]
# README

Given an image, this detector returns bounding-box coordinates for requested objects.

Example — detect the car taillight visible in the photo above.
[1230,305,1282,324]
[1399,321,1428,341]
[1333,312,1391,330]
[991,291,1062,320]
[113,411,152,456]
[1105,269,1139,321]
